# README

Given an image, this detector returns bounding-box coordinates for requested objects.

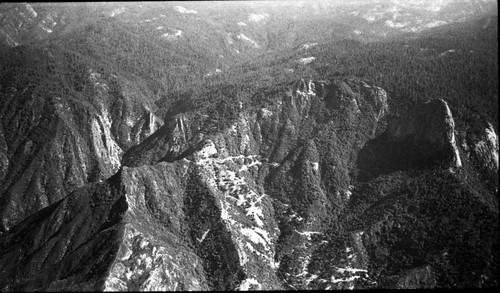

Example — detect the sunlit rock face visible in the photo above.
[0,68,163,232]
[458,121,500,192]
[103,163,210,291]
[473,123,499,175]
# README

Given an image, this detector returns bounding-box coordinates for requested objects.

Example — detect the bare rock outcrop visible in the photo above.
[472,123,499,180]
[386,98,462,168]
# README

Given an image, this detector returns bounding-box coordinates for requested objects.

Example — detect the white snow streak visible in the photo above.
[298,57,315,64]
[237,34,260,48]
[248,13,269,22]
[175,6,197,14]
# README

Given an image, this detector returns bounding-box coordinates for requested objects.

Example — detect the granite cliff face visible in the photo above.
[386,99,462,168]
[356,98,464,181]
[2,74,497,290]
[462,122,499,191]
[474,123,499,174]
[0,65,163,232]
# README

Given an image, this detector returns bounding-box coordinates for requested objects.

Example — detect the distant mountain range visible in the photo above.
[1,1,497,48]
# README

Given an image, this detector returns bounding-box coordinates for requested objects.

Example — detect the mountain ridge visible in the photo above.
[0,1,498,290]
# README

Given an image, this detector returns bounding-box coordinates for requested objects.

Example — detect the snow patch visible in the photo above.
[110,7,125,17]
[424,20,448,28]
[241,227,269,247]
[194,140,217,161]
[439,49,457,57]
[295,79,317,99]
[311,162,319,173]
[402,26,420,33]
[25,4,38,18]
[361,11,384,22]
[219,199,230,221]
[305,274,319,285]
[331,275,361,284]
[237,34,260,48]
[336,268,367,274]
[162,30,182,40]
[239,160,261,172]
[215,159,265,226]
[385,20,409,28]
[175,6,197,14]
[239,278,261,290]
[345,185,354,200]
[289,210,304,222]
[237,22,247,26]
[227,33,234,44]
[245,194,265,226]
[248,13,269,22]
[300,42,318,50]
[363,14,376,22]
[298,57,315,64]
[206,68,222,77]
[187,144,277,279]
[260,108,273,118]
[295,229,322,241]
[196,229,210,243]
